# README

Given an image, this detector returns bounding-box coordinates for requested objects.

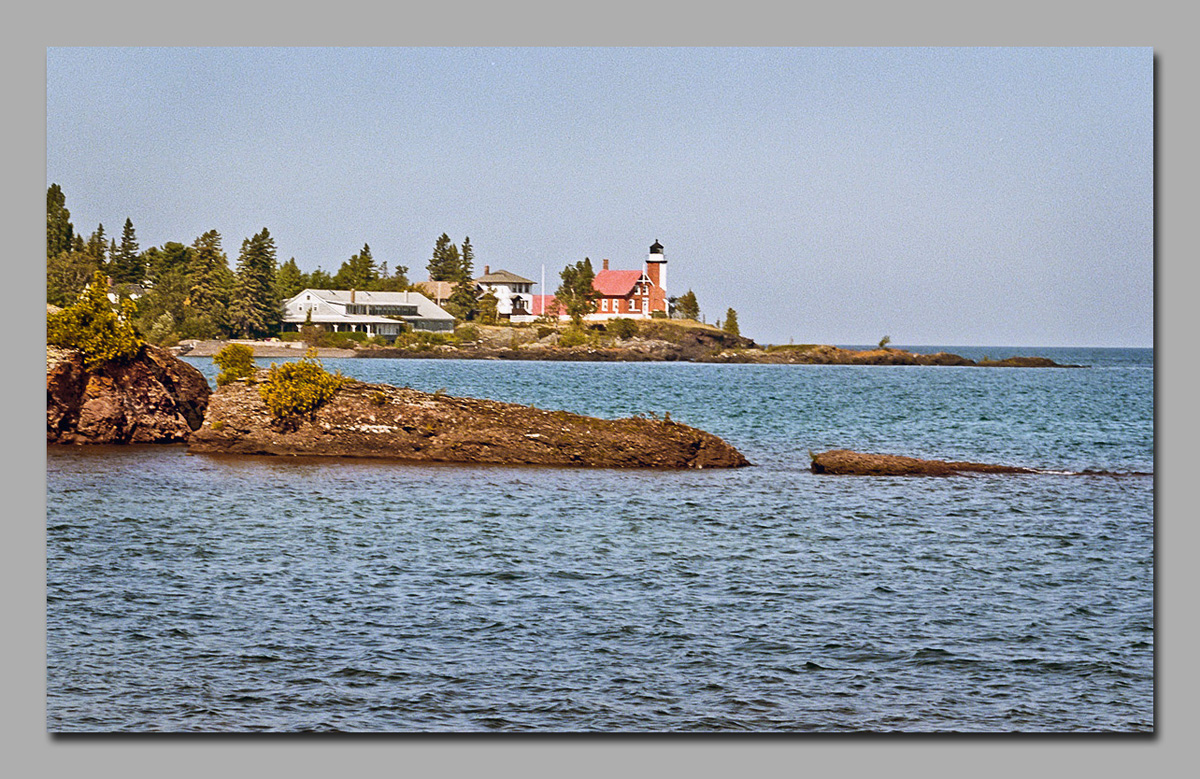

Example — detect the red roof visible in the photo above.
[592,269,642,297]
[532,294,562,316]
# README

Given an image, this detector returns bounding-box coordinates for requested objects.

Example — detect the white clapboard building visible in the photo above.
[281,289,456,340]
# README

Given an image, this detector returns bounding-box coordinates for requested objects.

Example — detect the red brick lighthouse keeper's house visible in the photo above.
[532,240,670,321]
[581,239,670,320]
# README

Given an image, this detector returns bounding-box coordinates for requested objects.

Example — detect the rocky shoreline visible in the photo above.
[355,341,1078,367]
[173,322,1080,367]
[189,374,750,469]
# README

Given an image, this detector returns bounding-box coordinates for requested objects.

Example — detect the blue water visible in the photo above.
[46,347,1153,731]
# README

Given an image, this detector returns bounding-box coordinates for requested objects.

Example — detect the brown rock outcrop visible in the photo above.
[47,344,212,444]
[189,378,751,469]
[810,449,1036,476]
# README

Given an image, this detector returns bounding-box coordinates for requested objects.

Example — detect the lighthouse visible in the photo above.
[646,239,667,297]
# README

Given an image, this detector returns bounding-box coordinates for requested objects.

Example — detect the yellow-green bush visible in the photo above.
[46,271,142,368]
[213,343,256,386]
[257,351,347,424]
[607,318,639,340]
[559,327,588,347]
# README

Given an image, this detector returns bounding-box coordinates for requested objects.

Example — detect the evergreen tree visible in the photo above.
[446,275,479,320]
[374,261,412,292]
[427,233,459,281]
[723,307,740,337]
[46,184,74,261]
[84,224,108,269]
[229,228,280,338]
[308,267,334,289]
[275,258,306,300]
[184,230,234,339]
[45,191,98,307]
[142,241,192,287]
[133,242,192,340]
[477,289,499,325]
[675,289,700,321]
[459,236,475,282]
[47,248,100,307]
[334,243,379,290]
[555,258,599,326]
[110,218,144,284]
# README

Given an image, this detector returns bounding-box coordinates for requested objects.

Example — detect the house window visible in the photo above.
[601,299,608,312]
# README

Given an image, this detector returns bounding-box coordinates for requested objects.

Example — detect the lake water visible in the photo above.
[46,347,1153,732]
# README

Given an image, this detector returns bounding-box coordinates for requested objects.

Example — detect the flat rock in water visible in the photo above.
[189,378,751,469]
[810,449,1036,476]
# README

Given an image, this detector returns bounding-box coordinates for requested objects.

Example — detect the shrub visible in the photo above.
[396,331,452,349]
[370,391,387,406]
[559,327,588,347]
[279,331,303,342]
[650,310,668,319]
[537,325,557,340]
[213,343,256,386]
[454,324,481,345]
[47,271,143,368]
[257,350,348,426]
[147,312,179,347]
[608,318,638,340]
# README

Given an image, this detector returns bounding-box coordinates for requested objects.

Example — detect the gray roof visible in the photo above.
[475,269,534,285]
[282,289,456,323]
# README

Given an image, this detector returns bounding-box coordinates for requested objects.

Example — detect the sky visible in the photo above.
[45,47,1153,347]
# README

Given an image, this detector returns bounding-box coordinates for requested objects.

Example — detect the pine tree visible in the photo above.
[459,236,475,282]
[84,225,108,269]
[374,261,412,292]
[184,230,234,338]
[675,290,700,321]
[275,258,306,300]
[229,228,280,338]
[308,267,334,289]
[46,184,74,261]
[47,248,100,307]
[477,289,499,325]
[427,233,458,281]
[334,243,379,290]
[555,258,599,326]
[45,188,96,306]
[133,242,192,338]
[723,308,740,337]
[446,274,479,320]
[110,218,144,284]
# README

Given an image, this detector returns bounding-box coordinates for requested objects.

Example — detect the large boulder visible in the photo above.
[190,377,750,469]
[47,344,212,444]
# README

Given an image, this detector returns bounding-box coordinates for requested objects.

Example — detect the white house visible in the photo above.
[281,289,456,340]
[474,266,536,323]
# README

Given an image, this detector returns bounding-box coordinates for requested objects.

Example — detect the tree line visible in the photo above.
[44,185,486,344]
[48,184,742,341]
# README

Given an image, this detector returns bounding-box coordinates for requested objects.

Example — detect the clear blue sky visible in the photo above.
[46,47,1152,347]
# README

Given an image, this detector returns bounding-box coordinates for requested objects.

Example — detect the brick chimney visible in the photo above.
[484,265,490,275]
[602,258,609,271]
[350,288,356,303]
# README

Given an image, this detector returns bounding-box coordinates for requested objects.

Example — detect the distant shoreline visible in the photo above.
[174,337,1084,368]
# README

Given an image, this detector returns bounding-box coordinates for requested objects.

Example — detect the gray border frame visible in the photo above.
[17,4,1192,777]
